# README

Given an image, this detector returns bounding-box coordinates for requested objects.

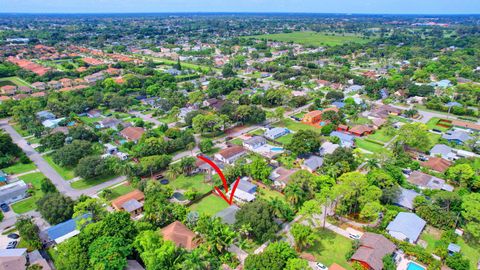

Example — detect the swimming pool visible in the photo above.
[407,262,426,270]
[172,191,187,201]
[271,147,284,151]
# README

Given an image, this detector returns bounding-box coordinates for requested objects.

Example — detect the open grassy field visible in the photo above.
[2,162,36,175]
[168,174,213,194]
[367,128,394,143]
[43,154,75,180]
[246,31,371,46]
[137,55,219,72]
[0,76,31,87]
[70,174,118,190]
[11,172,45,214]
[305,229,353,270]
[103,183,136,200]
[189,194,229,216]
[275,119,322,134]
[355,138,385,153]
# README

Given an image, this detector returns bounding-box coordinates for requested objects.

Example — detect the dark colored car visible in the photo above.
[7,233,20,239]
[6,241,18,249]
[0,203,9,212]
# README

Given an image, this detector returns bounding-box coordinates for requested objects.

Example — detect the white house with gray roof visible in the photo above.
[387,212,426,244]
[301,155,323,173]
[0,180,28,205]
[264,127,290,140]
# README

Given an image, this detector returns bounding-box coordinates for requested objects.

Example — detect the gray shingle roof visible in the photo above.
[214,205,240,225]
[303,156,324,171]
[394,188,419,210]
[387,212,426,242]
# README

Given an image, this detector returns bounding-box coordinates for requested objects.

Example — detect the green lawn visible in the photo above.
[70,174,118,190]
[420,227,479,270]
[11,172,45,214]
[230,138,243,145]
[0,76,31,87]
[2,162,36,175]
[105,183,135,200]
[355,138,385,153]
[248,129,265,136]
[189,194,229,216]
[246,31,371,46]
[350,117,372,125]
[367,129,394,143]
[158,114,177,124]
[168,174,213,195]
[256,187,286,202]
[11,123,30,137]
[80,116,102,124]
[305,229,353,270]
[425,117,451,132]
[275,119,322,134]
[137,55,219,72]
[275,133,294,145]
[43,154,75,180]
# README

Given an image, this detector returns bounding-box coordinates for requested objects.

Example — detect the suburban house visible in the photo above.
[330,131,355,148]
[301,155,324,173]
[420,157,452,173]
[214,205,240,225]
[31,82,47,90]
[407,171,453,191]
[448,243,461,256]
[161,221,198,250]
[270,167,298,189]
[86,109,101,118]
[243,136,267,151]
[36,110,56,121]
[214,145,247,165]
[0,248,27,270]
[319,141,339,156]
[386,212,426,244]
[98,117,122,129]
[120,126,145,142]
[202,98,225,111]
[349,125,374,137]
[369,105,402,119]
[442,129,472,145]
[228,178,257,203]
[302,107,339,126]
[394,187,420,210]
[0,180,28,205]
[111,189,145,218]
[264,127,290,140]
[430,144,479,161]
[42,213,91,245]
[351,232,396,270]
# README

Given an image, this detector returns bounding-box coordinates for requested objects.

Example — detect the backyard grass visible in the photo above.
[2,162,36,175]
[246,31,370,47]
[426,117,451,132]
[137,55,219,72]
[256,187,286,202]
[157,114,177,124]
[80,116,102,124]
[367,128,394,143]
[275,133,294,145]
[11,172,45,214]
[355,138,385,153]
[70,174,118,190]
[168,174,213,194]
[104,183,135,200]
[420,227,479,270]
[350,117,372,125]
[230,138,243,145]
[44,154,75,180]
[189,194,229,216]
[0,76,31,87]
[305,229,353,270]
[276,119,322,134]
[248,129,265,136]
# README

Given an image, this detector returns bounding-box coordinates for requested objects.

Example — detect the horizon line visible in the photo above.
[1,11,480,16]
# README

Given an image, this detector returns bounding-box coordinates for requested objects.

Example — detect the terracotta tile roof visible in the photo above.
[120,126,145,141]
[329,263,346,270]
[217,145,245,159]
[349,125,374,135]
[421,157,452,173]
[111,189,144,211]
[161,221,198,250]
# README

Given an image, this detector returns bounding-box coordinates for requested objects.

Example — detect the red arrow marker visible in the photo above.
[197,155,239,205]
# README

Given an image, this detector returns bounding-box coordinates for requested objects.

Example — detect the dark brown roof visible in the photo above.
[161,221,197,250]
[349,125,374,135]
[351,232,396,270]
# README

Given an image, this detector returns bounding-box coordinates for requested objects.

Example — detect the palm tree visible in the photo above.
[284,183,304,207]
[365,158,379,171]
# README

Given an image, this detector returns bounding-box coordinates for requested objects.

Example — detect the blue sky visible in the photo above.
[1,0,479,14]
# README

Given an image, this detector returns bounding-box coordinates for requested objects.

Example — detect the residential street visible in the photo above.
[0,119,127,199]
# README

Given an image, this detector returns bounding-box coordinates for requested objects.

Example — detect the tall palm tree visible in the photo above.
[365,158,379,171]
[284,183,304,207]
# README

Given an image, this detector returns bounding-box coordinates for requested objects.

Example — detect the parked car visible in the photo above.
[0,203,10,212]
[349,233,361,240]
[316,262,328,270]
[6,241,18,249]
[7,233,19,239]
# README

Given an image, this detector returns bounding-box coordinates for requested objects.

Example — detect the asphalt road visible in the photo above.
[0,119,126,199]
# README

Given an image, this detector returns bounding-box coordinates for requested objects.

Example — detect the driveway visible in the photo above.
[0,119,127,199]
